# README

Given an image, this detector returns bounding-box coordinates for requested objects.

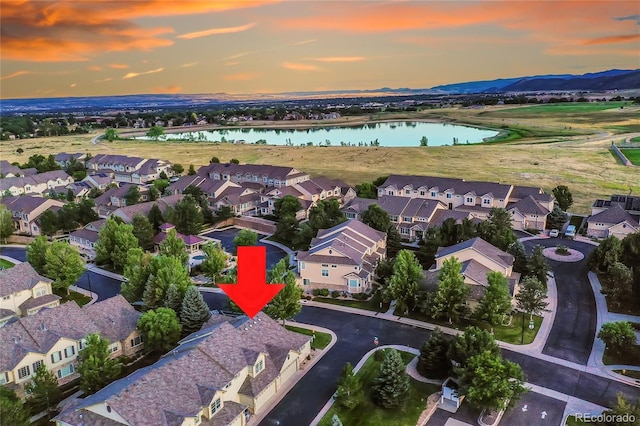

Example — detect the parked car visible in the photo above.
[565,225,576,239]
[549,229,559,237]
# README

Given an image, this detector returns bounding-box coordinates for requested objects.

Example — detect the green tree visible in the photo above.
[546,206,568,230]
[121,248,152,303]
[234,229,258,248]
[159,171,168,180]
[589,236,623,273]
[274,195,302,219]
[602,393,640,423]
[361,204,390,232]
[142,255,191,309]
[526,245,550,286]
[371,349,410,408]
[210,156,220,163]
[264,258,302,324]
[420,136,429,146]
[597,321,637,355]
[105,128,118,141]
[386,225,403,258]
[137,307,182,353]
[602,262,633,308]
[457,351,526,410]
[132,214,155,251]
[447,326,500,369]
[76,198,99,225]
[507,241,528,275]
[477,208,516,251]
[148,203,165,232]
[355,182,377,199]
[159,228,189,266]
[200,242,227,283]
[515,276,548,321]
[147,125,165,140]
[45,241,85,295]
[274,215,300,247]
[95,218,139,271]
[475,272,512,326]
[27,235,49,274]
[56,203,79,232]
[123,185,141,206]
[163,283,183,314]
[0,387,30,426]
[334,362,364,410]
[309,199,346,231]
[171,163,184,174]
[230,158,240,164]
[385,250,422,315]
[180,286,212,334]
[165,195,203,235]
[39,209,59,236]
[0,205,14,243]
[25,364,61,418]
[153,179,170,195]
[431,257,470,324]
[188,164,196,175]
[77,333,122,395]
[417,327,449,379]
[552,185,573,211]
[216,205,234,221]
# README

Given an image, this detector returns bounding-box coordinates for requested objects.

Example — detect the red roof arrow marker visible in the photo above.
[218,246,284,319]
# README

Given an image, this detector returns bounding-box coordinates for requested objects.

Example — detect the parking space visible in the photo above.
[202,228,288,269]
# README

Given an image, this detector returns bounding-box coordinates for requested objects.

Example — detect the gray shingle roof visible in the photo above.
[380,175,513,200]
[70,229,99,243]
[507,195,551,216]
[0,262,52,295]
[587,204,639,226]
[84,295,140,342]
[0,195,59,215]
[0,160,22,176]
[18,293,61,311]
[435,237,514,268]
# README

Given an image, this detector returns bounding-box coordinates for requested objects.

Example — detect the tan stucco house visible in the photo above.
[0,295,142,394]
[54,312,311,426]
[587,204,639,239]
[0,195,66,236]
[297,219,386,294]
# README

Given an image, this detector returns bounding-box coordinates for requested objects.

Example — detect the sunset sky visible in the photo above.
[1,0,638,99]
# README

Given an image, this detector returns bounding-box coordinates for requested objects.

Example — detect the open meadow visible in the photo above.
[2,103,639,214]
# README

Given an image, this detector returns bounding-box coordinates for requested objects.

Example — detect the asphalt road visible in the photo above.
[203,228,288,269]
[521,238,597,365]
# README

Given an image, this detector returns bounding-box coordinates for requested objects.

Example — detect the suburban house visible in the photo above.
[0,295,142,393]
[93,183,151,214]
[54,312,311,426]
[54,152,87,168]
[64,181,92,201]
[429,237,520,303]
[0,160,23,178]
[82,173,113,191]
[87,154,174,184]
[0,195,66,236]
[110,194,184,223]
[211,186,262,216]
[506,186,555,231]
[0,262,60,325]
[153,224,205,253]
[0,170,74,196]
[588,195,640,239]
[200,163,310,188]
[69,228,100,260]
[297,219,386,294]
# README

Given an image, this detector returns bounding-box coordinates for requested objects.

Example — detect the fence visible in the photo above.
[611,143,633,166]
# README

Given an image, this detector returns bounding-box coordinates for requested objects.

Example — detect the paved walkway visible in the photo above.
[86,264,124,281]
[259,236,297,267]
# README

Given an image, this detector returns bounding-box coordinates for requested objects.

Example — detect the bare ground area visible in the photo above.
[2,105,639,214]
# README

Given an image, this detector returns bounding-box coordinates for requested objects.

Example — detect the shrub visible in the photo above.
[331,290,341,298]
[374,348,387,361]
[555,245,570,255]
[312,289,321,296]
[353,293,369,300]
[318,289,330,297]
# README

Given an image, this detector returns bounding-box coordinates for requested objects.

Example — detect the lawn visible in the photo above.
[285,325,332,350]
[0,258,15,269]
[614,369,640,380]
[54,288,92,306]
[565,415,586,425]
[314,291,389,313]
[631,136,640,143]
[621,148,640,166]
[318,350,438,426]
[602,345,640,366]
[488,102,628,115]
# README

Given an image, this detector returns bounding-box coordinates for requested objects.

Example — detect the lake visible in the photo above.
[137,121,499,147]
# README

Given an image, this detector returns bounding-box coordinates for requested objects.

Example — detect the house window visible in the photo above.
[331,264,337,268]
[0,372,8,385]
[430,191,437,197]
[130,336,143,347]
[299,262,305,270]
[57,364,75,379]
[390,215,398,222]
[466,197,474,203]
[388,191,395,196]
[255,359,264,375]
[18,366,31,379]
[51,351,62,363]
[321,269,329,277]
[32,360,44,372]
[35,287,47,297]
[402,216,412,223]
[348,279,359,288]
[419,191,426,196]
[321,263,329,267]
[64,345,75,358]
[303,278,310,286]
[482,198,491,205]
[78,338,88,350]
[210,398,221,415]
[400,228,409,235]
[108,343,119,354]
[405,189,411,195]
[446,193,452,199]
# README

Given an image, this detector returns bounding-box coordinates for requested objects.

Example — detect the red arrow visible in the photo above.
[218,246,284,318]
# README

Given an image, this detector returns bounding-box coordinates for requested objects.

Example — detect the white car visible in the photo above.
[549,229,559,238]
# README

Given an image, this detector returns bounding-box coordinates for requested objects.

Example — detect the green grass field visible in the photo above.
[318,350,438,426]
[621,148,640,166]
[631,136,640,143]
[284,325,332,350]
[489,102,628,115]
[0,259,15,269]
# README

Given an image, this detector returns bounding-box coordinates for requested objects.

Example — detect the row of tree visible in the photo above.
[27,237,86,295]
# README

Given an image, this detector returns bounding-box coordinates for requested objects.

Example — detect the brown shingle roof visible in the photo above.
[18,293,61,311]
[435,237,514,269]
[0,262,52,295]
[84,295,141,342]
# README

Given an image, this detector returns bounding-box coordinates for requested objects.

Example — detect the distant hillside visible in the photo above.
[431,69,638,93]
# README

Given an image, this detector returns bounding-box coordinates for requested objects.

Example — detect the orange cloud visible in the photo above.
[292,39,318,46]
[88,65,103,71]
[108,63,129,69]
[310,56,366,62]
[123,68,164,79]
[583,34,640,45]
[94,78,113,83]
[0,0,273,62]
[283,62,322,71]
[153,85,182,94]
[177,22,256,40]
[180,62,199,68]
[224,72,260,81]
[0,71,32,80]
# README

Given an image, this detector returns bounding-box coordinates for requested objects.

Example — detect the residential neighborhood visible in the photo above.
[1,152,639,426]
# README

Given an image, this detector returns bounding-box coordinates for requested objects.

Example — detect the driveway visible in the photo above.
[202,228,288,269]
[521,238,596,365]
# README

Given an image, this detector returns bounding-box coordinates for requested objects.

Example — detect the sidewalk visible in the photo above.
[85,264,124,281]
